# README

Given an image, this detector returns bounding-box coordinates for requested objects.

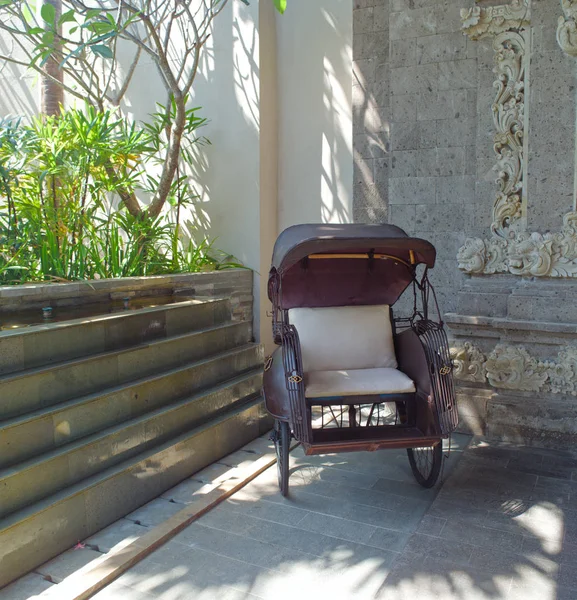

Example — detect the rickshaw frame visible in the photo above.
[262,223,458,493]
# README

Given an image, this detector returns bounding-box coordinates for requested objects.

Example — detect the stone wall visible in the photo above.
[353,0,577,447]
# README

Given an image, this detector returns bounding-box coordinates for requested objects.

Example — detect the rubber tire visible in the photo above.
[275,420,290,497]
[407,443,443,488]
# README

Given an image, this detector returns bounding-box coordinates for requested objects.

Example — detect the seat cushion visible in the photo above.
[305,368,416,398]
[288,305,397,372]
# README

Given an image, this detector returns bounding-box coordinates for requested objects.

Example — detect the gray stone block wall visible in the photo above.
[353,0,471,313]
[352,0,577,447]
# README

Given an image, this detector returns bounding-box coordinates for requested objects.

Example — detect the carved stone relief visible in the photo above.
[457,0,577,278]
[461,0,530,40]
[451,342,577,395]
[557,0,577,57]
[491,31,527,237]
[451,342,486,382]
[458,211,577,276]
[485,345,548,391]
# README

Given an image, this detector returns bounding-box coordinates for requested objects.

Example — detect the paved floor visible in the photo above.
[5,432,577,600]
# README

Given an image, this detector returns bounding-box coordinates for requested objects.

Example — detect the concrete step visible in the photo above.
[0,343,263,469]
[0,298,232,376]
[0,319,253,420]
[0,397,272,589]
[0,369,263,519]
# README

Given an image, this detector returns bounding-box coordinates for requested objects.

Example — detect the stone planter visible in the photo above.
[0,269,253,324]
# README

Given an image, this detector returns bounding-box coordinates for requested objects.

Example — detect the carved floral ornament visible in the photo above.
[460,0,530,40]
[451,343,577,395]
[557,0,577,57]
[456,0,577,278]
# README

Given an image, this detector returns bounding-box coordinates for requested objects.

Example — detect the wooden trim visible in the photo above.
[37,449,296,600]
[308,253,412,267]
[304,435,441,455]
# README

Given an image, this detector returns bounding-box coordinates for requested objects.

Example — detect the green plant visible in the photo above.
[0,0,284,220]
[0,108,240,284]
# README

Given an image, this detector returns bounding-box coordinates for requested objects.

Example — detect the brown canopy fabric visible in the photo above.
[269,224,437,309]
[271,223,436,273]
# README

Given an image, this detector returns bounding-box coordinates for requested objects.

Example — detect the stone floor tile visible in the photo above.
[295,511,378,544]
[441,467,537,495]
[300,450,418,483]
[160,477,209,504]
[506,568,559,600]
[439,519,524,552]
[173,523,318,573]
[534,475,577,495]
[126,543,273,597]
[194,504,257,536]
[371,477,439,500]
[36,547,104,583]
[506,454,545,470]
[113,557,265,599]
[415,514,446,536]
[91,582,157,600]
[435,486,532,512]
[85,519,149,553]
[557,562,577,589]
[226,498,308,528]
[366,527,411,553]
[264,485,423,532]
[508,461,574,481]
[298,477,431,517]
[219,449,263,469]
[0,573,54,599]
[290,460,382,490]
[468,546,536,573]
[375,555,513,600]
[238,513,370,557]
[125,498,184,527]
[521,534,564,558]
[192,461,237,483]
[427,498,488,526]
[248,557,393,600]
[403,532,474,566]
[481,506,565,545]
[239,436,275,456]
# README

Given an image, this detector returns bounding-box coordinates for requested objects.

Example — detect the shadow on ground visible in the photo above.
[79,432,577,600]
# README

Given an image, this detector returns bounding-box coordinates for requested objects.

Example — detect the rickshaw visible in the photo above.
[263,223,458,496]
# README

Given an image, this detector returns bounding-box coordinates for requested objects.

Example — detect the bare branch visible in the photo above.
[112,45,141,105]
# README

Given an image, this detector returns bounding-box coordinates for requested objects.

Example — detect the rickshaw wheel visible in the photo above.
[407,443,443,488]
[274,420,290,496]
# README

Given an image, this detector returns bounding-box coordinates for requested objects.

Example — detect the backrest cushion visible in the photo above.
[288,305,397,372]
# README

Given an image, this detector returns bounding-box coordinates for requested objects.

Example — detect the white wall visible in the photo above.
[0,33,38,116]
[276,0,353,231]
[0,0,354,345]
[119,2,261,273]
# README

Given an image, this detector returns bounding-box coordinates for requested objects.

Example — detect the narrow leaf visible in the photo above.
[59,9,76,26]
[273,0,286,14]
[91,44,113,59]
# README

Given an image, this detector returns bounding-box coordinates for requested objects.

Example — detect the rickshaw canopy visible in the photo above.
[268,224,437,309]
[271,224,436,273]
